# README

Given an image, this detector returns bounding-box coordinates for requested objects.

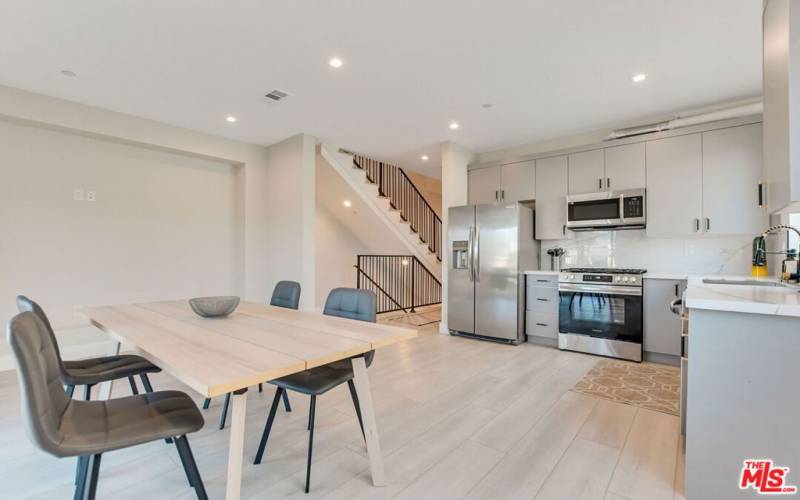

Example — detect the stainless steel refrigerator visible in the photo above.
[447,203,539,344]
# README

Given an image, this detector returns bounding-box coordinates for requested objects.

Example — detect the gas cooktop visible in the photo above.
[561,267,647,274]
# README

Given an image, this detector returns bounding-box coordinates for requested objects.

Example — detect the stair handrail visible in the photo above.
[353,263,408,313]
[352,156,442,226]
[355,254,441,314]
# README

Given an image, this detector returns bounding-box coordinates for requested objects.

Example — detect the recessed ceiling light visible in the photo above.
[60,69,77,77]
[449,122,460,130]
[343,200,352,207]
[421,155,429,161]
[482,103,493,109]
[631,73,647,83]
[225,115,237,123]
[329,57,343,68]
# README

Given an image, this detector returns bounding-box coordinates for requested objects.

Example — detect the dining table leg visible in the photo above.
[350,356,385,486]
[225,388,248,500]
[97,341,121,400]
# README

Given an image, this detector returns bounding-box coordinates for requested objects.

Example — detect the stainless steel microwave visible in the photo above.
[566,189,646,231]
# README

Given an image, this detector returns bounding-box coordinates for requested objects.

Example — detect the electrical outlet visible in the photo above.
[73,189,84,201]
[86,190,96,202]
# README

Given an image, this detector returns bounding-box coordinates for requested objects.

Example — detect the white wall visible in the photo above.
[439,141,473,333]
[314,206,369,308]
[0,86,318,367]
[0,118,243,363]
[247,133,316,310]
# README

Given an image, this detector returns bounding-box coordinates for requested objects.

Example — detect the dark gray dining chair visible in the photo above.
[7,311,208,500]
[206,280,301,428]
[253,287,376,493]
[16,296,161,401]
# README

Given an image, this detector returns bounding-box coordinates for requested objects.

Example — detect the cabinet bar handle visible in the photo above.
[598,178,602,189]
[536,279,549,283]
[694,218,700,232]
[535,323,548,327]
[675,284,679,296]
[705,218,710,231]
[536,298,549,302]
[606,178,611,189]
[758,182,764,208]
[501,190,505,201]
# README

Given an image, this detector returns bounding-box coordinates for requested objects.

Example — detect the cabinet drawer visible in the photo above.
[526,286,559,312]
[526,311,558,339]
[527,274,558,285]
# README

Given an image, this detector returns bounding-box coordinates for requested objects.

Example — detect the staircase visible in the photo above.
[319,145,442,280]
[352,154,442,265]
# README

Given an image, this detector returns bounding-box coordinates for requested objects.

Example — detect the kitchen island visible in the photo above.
[684,278,800,499]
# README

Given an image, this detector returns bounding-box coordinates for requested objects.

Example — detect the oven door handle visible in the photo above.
[558,283,642,296]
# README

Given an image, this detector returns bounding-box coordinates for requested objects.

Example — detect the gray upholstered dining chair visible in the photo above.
[16,296,161,401]
[253,287,377,493]
[7,311,208,500]
[206,280,301,428]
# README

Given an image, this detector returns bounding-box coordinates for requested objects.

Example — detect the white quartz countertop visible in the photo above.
[685,277,800,317]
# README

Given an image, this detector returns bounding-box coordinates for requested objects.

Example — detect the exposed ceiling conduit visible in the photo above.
[603,99,764,141]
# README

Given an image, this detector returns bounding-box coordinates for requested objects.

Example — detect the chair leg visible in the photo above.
[84,453,102,500]
[128,376,139,395]
[307,397,314,430]
[219,392,231,429]
[73,455,90,500]
[347,379,366,442]
[254,387,283,464]
[83,385,92,401]
[174,435,209,500]
[305,395,317,493]
[73,455,87,488]
[282,391,292,412]
[202,398,211,410]
[140,373,154,392]
[66,384,75,399]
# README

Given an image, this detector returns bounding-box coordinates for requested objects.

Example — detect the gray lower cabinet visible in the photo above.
[643,278,684,357]
[525,273,559,340]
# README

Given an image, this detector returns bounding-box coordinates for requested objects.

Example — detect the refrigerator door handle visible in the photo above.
[474,225,481,282]
[467,225,475,282]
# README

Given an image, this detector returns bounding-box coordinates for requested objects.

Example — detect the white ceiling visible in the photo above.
[0,1,763,178]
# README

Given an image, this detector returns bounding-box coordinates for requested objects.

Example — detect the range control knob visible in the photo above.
[569,274,575,280]
[622,276,629,282]
[630,277,637,283]
[615,276,622,282]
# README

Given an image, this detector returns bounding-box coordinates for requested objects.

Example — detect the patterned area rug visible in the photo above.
[571,359,680,416]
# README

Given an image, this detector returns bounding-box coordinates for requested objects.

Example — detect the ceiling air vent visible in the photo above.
[264,89,289,102]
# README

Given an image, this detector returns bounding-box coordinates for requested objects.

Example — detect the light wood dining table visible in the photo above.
[80,299,417,500]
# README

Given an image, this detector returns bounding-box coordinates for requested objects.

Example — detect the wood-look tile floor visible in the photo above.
[0,311,686,500]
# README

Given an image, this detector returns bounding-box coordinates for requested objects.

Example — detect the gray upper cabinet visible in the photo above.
[468,167,501,205]
[535,156,569,240]
[500,161,535,202]
[702,124,767,235]
[643,278,683,357]
[604,142,646,191]
[568,150,604,194]
[468,162,535,204]
[646,134,704,237]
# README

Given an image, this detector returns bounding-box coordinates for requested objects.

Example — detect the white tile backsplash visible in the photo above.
[539,230,759,275]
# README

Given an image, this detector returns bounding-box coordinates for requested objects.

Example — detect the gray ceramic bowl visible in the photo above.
[189,296,240,318]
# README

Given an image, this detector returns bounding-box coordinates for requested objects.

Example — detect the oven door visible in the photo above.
[566,197,622,229]
[558,283,643,343]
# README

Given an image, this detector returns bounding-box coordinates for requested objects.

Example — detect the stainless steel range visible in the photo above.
[557,268,646,362]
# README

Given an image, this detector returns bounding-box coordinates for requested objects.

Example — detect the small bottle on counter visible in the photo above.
[782,249,798,283]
